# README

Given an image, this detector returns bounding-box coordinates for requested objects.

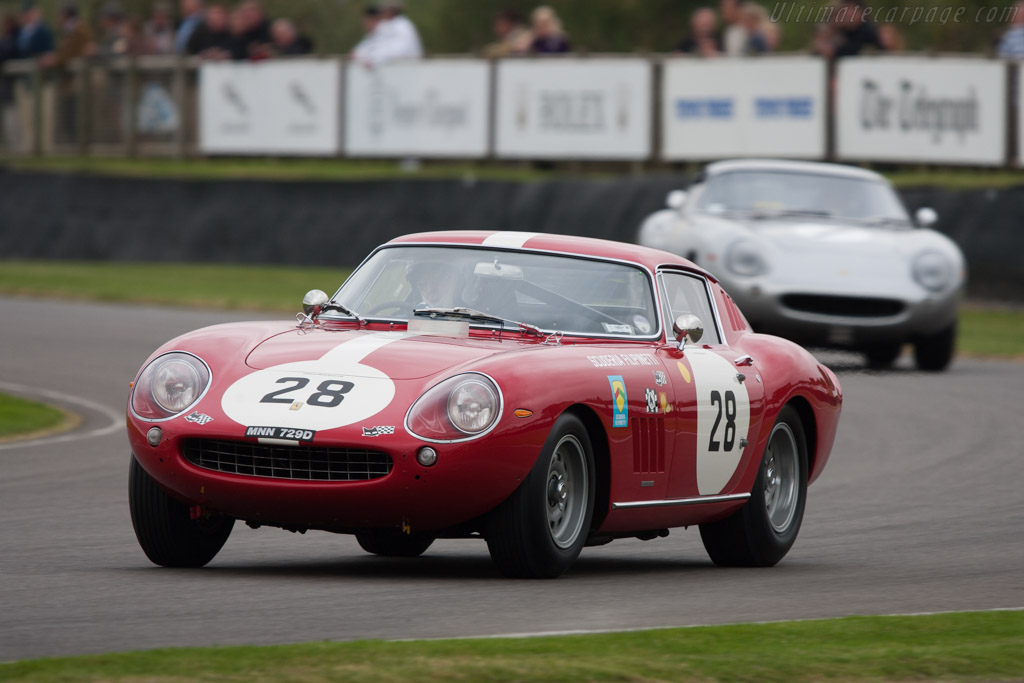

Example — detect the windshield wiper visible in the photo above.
[413,307,544,338]
[320,301,365,324]
[861,216,912,227]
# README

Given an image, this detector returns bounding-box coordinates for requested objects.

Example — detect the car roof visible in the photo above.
[386,231,715,282]
[704,158,886,183]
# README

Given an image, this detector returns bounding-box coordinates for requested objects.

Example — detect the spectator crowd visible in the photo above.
[0,0,315,70]
[4,0,1024,73]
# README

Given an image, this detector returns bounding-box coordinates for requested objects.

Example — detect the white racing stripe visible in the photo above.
[392,606,1024,643]
[0,381,122,451]
[482,232,540,249]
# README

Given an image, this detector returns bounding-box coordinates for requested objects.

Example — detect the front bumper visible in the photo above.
[728,283,960,347]
[127,418,540,534]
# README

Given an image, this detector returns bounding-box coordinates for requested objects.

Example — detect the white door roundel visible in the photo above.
[220,333,409,431]
[687,348,751,495]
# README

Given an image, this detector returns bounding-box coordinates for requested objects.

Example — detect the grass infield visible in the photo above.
[1,261,1022,358]
[0,392,68,440]
[1,611,1022,682]
[7,157,1024,189]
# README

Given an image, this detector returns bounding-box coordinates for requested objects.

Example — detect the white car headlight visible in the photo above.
[912,250,953,292]
[405,373,502,442]
[132,352,211,421]
[726,240,769,277]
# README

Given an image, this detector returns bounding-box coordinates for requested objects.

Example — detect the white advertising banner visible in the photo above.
[495,59,652,160]
[661,57,826,160]
[836,57,1005,166]
[1018,62,1024,166]
[345,60,490,158]
[199,59,341,156]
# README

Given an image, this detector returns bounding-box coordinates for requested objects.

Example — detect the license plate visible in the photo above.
[245,426,316,442]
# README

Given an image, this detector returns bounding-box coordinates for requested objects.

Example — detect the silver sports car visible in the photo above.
[637,159,965,371]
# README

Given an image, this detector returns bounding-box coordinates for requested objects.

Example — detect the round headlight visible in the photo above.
[447,379,498,434]
[912,250,952,292]
[405,373,502,442]
[726,240,768,277]
[132,352,211,421]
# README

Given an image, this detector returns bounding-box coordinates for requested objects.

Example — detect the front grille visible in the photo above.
[182,439,393,482]
[781,294,905,318]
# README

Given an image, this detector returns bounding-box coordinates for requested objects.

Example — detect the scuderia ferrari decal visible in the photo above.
[221,333,410,432]
[688,348,751,495]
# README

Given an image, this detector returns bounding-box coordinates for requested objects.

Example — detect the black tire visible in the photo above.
[699,405,808,567]
[129,455,233,568]
[864,343,902,369]
[355,530,434,557]
[914,322,956,372]
[485,413,596,579]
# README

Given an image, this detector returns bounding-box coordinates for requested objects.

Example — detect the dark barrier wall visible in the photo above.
[0,170,1020,300]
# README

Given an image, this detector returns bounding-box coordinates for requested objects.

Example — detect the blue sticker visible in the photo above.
[608,375,628,428]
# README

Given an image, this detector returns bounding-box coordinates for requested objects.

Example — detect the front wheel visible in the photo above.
[863,343,902,369]
[914,322,956,372]
[699,405,808,567]
[129,455,234,568]
[485,413,595,579]
[355,530,434,557]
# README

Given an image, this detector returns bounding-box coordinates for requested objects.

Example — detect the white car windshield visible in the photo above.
[696,171,911,224]
[332,246,660,338]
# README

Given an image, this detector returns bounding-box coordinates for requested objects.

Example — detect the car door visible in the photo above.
[658,269,766,499]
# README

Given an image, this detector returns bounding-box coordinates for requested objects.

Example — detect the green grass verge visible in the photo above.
[3,157,566,183]
[7,157,1024,189]
[1,261,1022,357]
[959,306,1024,358]
[0,392,66,440]
[0,261,352,313]
[2,611,1022,682]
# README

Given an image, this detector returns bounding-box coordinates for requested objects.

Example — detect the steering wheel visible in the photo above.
[365,300,414,317]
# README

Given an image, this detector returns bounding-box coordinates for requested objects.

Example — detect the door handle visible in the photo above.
[734,355,754,366]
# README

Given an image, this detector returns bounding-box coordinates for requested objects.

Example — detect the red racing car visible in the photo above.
[127,231,842,578]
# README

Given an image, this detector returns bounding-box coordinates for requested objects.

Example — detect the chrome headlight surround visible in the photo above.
[912,250,954,293]
[725,240,769,277]
[404,373,503,443]
[131,351,212,422]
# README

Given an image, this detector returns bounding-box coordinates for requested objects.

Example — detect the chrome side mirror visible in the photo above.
[915,207,938,228]
[302,289,329,317]
[666,190,687,211]
[673,314,704,350]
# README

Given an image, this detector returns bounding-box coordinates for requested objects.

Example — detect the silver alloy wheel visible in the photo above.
[545,434,589,549]
[764,422,799,533]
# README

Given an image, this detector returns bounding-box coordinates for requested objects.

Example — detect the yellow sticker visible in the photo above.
[677,361,692,384]
[659,392,671,414]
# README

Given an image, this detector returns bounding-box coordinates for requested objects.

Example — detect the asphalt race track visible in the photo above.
[1,296,1021,661]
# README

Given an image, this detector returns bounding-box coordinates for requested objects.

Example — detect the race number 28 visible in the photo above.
[260,377,355,408]
[708,390,737,451]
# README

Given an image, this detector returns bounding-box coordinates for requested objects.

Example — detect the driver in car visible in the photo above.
[407,260,463,309]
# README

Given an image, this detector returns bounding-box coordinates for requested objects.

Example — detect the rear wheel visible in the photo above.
[699,405,808,567]
[914,322,956,372]
[129,455,233,568]
[355,530,434,557]
[485,413,595,579]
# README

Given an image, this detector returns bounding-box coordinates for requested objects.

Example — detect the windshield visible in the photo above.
[332,246,660,338]
[695,171,910,224]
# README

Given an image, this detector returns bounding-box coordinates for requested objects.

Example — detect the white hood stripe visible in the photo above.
[319,331,413,367]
